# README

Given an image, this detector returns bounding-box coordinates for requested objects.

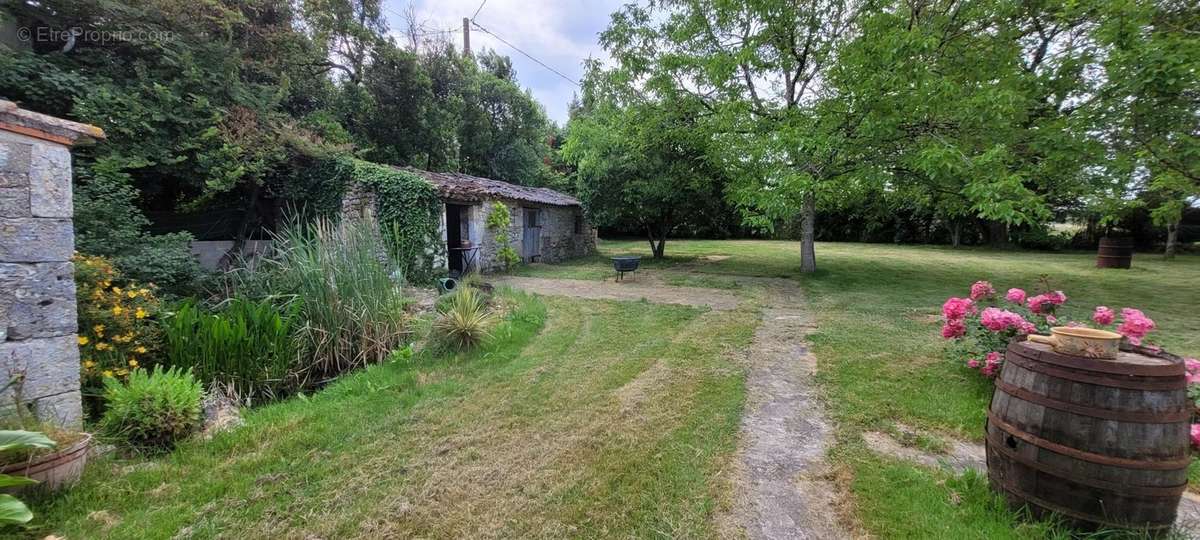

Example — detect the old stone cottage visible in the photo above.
[404,168,596,274]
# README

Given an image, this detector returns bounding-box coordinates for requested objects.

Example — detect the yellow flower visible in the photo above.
[77,336,89,346]
[102,370,114,378]
[93,324,106,335]
[126,290,138,299]
[83,360,96,369]
[102,280,112,288]
[139,288,149,296]
[127,359,138,368]
[117,369,128,376]
[112,305,123,316]
[135,308,148,319]
[112,286,123,295]
[134,346,147,354]
[95,342,110,351]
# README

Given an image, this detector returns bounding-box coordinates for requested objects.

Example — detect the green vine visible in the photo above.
[486,201,521,272]
[283,156,443,283]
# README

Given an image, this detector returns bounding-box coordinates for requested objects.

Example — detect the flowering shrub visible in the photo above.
[74,254,162,391]
[942,279,1158,380]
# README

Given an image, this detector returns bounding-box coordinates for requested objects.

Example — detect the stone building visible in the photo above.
[0,100,104,428]
[404,168,595,274]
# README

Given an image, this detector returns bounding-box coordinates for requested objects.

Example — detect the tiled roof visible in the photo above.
[399,167,580,207]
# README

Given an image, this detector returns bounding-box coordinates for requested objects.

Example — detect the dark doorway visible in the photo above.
[446,204,473,274]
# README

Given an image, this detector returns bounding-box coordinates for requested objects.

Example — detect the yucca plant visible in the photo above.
[267,218,412,378]
[161,298,300,401]
[432,287,497,350]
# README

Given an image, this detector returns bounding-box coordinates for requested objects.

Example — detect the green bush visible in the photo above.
[162,298,300,401]
[99,366,203,450]
[485,201,521,271]
[432,287,496,350]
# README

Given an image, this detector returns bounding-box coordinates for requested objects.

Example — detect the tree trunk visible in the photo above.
[221,182,262,270]
[645,224,667,259]
[1165,219,1180,260]
[800,191,817,273]
[987,220,1009,249]
[951,221,962,247]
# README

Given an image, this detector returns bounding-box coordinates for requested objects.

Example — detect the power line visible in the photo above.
[471,0,489,21]
[471,21,579,86]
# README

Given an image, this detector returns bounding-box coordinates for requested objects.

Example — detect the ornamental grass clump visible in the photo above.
[99,366,203,450]
[267,218,411,379]
[432,287,496,351]
[942,279,1158,379]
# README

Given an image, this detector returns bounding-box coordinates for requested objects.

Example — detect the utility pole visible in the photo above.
[462,17,471,57]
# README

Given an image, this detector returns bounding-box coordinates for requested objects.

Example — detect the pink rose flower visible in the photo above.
[1117,308,1156,344]
[941,319,966,339]
[1191,424,1200,449]
[967,359,980,369]
[981,364,998,378]
[1005,288,1026,304]
[1026,294,1049,313]
[1018,321,1037,335]
[1185,358,1200,385]
[1092,306,1115,326]
[1045,315,1057,325]
[981,307,1031,333]
[970,281,996,301]
[1047,291,1067,305]
[942,297,975,321]
[985,351,1002,366]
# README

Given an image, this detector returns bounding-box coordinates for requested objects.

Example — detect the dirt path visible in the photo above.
[496,274,847,538]
[490,275,742,310]
[729,281,851,540]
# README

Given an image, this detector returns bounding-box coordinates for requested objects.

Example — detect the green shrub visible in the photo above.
[266,218,412,378]
[485,201,521,272]
[432,287,496,350]
[162,298,300,401]
[99,366,203,450]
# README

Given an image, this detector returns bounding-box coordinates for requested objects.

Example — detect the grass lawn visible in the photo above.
[32,290,757,538]
[506,238,1200,538]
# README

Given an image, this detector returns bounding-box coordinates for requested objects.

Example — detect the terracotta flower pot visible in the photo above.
[0,432,92,491]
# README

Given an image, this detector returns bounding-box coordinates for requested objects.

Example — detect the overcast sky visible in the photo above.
[383,0,627,126]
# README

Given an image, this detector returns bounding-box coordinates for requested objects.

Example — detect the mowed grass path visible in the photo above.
[518,238,1200,538]
[34,292,756,538]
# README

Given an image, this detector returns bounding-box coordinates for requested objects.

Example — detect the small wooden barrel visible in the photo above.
[1097,237,1134,269]
[987,340,1189,531]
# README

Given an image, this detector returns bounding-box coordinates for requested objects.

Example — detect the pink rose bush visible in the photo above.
[941,279,1160,382]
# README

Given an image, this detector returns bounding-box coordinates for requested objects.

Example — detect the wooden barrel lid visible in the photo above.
[1008,339,1184,377]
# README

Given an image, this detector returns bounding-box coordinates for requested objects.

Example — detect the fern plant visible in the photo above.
[99,366,203,450]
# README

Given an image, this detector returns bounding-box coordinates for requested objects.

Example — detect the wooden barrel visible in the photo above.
[986,340,1189,531]
[1097,237,1134,269]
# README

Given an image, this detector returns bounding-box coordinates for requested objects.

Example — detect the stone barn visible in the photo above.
[403,168,596,274]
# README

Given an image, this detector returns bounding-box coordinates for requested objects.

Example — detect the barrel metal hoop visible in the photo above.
[985,432,1188,497]
[1003,353,1187,391]
[994,379,1190,423]
[1009,342,1184,377]
[989,476,1173,531]
[986,410,1191,470]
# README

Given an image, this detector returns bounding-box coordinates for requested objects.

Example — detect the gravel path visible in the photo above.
[729,281,851,540]
[495,274,848,538]
[490,275,742,310]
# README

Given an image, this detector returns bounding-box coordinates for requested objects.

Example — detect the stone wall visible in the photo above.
[0,101,103,428]
[474,200,595,272]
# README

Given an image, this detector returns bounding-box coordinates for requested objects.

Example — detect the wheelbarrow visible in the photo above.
[611,256,641,281]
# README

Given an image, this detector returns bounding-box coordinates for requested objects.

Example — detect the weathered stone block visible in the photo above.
[0,218,73,262]
[0,336,82,427]
[0,140,32,174]
[0,262,77,340]
[0,172,27,188]
[0,390,82,429]
[0,185,30,217]
[29,143,72,218]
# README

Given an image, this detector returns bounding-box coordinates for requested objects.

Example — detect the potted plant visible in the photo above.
[0,430,56,527]
[0,376,92,492]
